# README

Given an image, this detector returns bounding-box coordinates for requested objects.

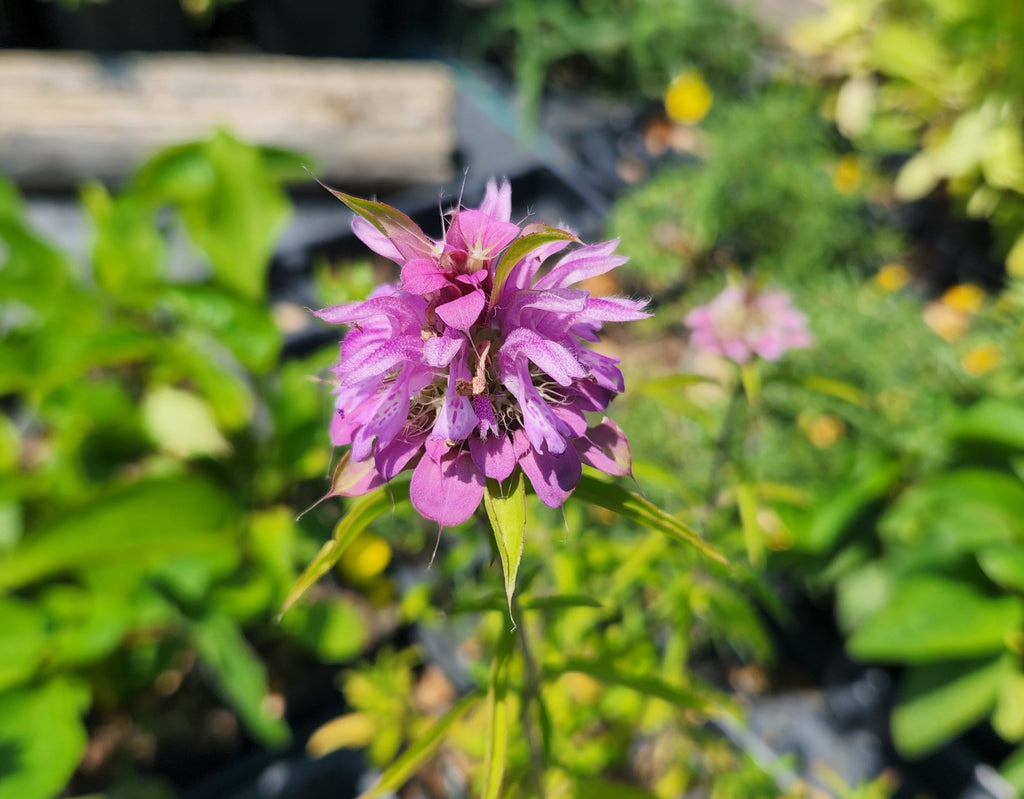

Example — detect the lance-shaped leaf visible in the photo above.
[482,632,514,799]
[279,478,410,617]
[358,690,483,799]
[483,471,527,614]
[319,182,437,262]
[490,225,579,306]
[573,473,726,564]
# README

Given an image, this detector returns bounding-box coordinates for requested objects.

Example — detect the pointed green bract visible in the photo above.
[574,473,726,564]
[358,690,483,799]
[279,478,410,617]
[490,225,579,305]
[483,472,527,614]
[321,183,436,259]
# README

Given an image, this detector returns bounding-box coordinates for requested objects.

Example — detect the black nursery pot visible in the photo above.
[39,0,203,51]
[244,0,378,57]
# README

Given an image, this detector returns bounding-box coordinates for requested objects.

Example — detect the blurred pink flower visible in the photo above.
[316,180,648,527]
[685,285,812,364]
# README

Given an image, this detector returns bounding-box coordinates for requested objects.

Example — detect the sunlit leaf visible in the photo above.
[484,471,527,614]
[849,577,1023,663]
[307,712,377,758]
[892,656,1009,757]
[142,386,231,459]
[0,678,90,799]
[358,690,483,799]
[994,670,1024,742]
[573,472,725,564]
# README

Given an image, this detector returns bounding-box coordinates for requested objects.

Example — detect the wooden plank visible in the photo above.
[0,51,456,189]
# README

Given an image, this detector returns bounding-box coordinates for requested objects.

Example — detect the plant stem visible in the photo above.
[702,375,745,518]
[511,594,547,799]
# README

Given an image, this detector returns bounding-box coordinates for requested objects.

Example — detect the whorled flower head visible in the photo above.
[316,179,649,527]
[684,284,812,364]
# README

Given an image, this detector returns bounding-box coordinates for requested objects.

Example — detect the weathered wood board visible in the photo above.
[0,51,456,188]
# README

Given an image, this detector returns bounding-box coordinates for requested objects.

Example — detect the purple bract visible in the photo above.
[316,180,648,527]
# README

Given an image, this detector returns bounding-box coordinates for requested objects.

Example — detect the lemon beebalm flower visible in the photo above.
[665,70,713,125]
[832,153,863,195]
[875,263,910,292]
[961,343,1001,376]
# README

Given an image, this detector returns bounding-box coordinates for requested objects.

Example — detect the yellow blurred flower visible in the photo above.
[665,70,713,125]
[807,413,846,449]
[337,531,392,583]
[941,283,986,314]
[923,301,970,342]
[874,262,910,292]
[832,153,863,194]
[961,343,1001,376]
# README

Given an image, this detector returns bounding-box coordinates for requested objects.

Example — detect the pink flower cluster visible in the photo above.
[685,285,812,364]
[317,180,648,527]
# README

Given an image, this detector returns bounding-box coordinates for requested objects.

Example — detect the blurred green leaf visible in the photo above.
[994,670,1024,742]
[357,690,483,799]
[81,181,165,294]
[280,478,411,617]
[849,576,1023,663]
[280,600,367,662]
[892,656,1009,757]
[142,386,232,459]
[978,544,1024,592]
[0,598,49,692]
[948,399,1024,450]
[0,678,90,799]
[133,141,216,203]
[0,478,236,590]
[177,131,290,300]
[188,612,290,746]
[40,586,135,670]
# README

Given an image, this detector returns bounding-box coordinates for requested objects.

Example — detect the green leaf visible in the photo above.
[736,482,764,568]
[280,600,368,662]
[280,478,411,617]
[994,670,1024,742]
[483,471,527,614]
[522,594,603,611]
[142,386,231,459]
[40,585,135,670]
[543,657,718,715]
[491,225,579,304]
[357,690,483,799]
[81,181,165,294]
[949,399,1024,451]
[799,375,871,407]
[177,131,290,300]
[892,656,1010,757]
[978,544,1024,592]
[0,678,90,799]
[800,459,902,553]
[0,598,49,692]
[133,141,216,204]
[573,473,726,564]
[0,478,236,590]
[481,633,513,799]
[187,612,290,747]
[849,576,1023,663]
[1001,743,1024,792]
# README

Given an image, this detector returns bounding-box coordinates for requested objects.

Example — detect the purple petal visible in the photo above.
[341,336,423,385]
[432,358,478,441]
[410,449,486,526]
[352,215,404,263]
[316,295,424,332]
[469,434,517,481]
[500,359,569,454]
[577,348,625,393]
[423,328,466,367]
[505,239,572,291]
[583,296,651,323]
[402,258,452,294]
[479,178,512,222]
[518,441,582,508]
[499,327,585,387]
[573,417,633,477]
[534,240,627,290]
[375,432,426,480]
[435,289,486,331]
[452,209,520,257]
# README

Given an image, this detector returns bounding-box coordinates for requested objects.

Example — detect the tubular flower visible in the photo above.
[685,284,812,364]
[316,180,648,527]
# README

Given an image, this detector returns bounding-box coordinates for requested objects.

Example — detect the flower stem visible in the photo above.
[511,593,547,799]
